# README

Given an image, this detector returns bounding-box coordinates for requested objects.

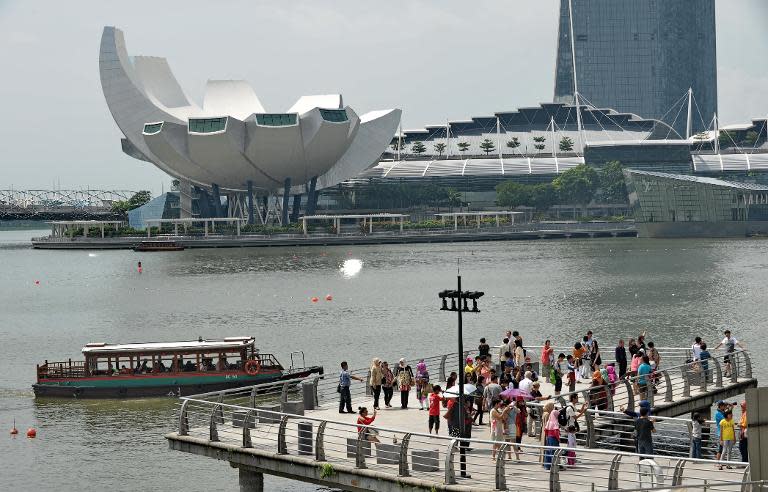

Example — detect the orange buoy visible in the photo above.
[325,294,333,301]
[311,297,319,303]
[26,428,36,438]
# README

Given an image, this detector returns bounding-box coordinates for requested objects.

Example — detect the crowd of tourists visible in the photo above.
[337,328,748,469]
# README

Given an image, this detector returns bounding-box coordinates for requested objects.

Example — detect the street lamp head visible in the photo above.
[468,291,484,312]
[438,290,450,310]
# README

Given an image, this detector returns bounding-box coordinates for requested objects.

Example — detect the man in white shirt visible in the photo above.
[519,371,534,394]
[714,330,745,377]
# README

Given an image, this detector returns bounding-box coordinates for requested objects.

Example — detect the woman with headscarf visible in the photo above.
[606,365,618,395]
[393,358,414,409]
[381,361,395,408]
[415,360,430,410]
[543,406,561,470]
[369,358,382,410]
[589,370,608,411]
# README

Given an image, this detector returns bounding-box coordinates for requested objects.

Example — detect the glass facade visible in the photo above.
[188,117,227,133]
[554,0,717,136]
[143,122,163,135]
[254,113,297,126]
[319,109,348,122]
[625,170,768,224]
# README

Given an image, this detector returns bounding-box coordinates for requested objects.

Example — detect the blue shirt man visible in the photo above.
[637,361,652,385]
[714,403,726,440]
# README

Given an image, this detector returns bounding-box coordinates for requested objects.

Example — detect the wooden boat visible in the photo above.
[133,241,185,251]
[33,337,323,398]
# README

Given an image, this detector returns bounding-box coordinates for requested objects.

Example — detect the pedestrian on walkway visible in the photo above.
[543,407,561,470]
[446,371,457,392]
[369,358,382,410]
[715,330,745,378]
[541,340,554,380]
[739,401,748,462]
[357,406,379,443]
[428,385,443,434]
[381,361,395,408]
[615,340,628,378]
[339,361,364,414]
[565,425,577,466]
[394,358,414,409]
[553,353,566,395]
[635,406,656,455]
[637,355,653,400]
[691,412,705,459]
[415,360,429,410]
[473,375,486,425]
[719,410,736,468]
[478,338,491,359]
[490,399,506,460]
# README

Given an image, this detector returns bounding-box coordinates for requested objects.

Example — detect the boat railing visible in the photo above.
[37,359,87,379]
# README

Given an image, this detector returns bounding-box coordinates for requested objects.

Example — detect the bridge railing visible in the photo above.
[172,396,751,492]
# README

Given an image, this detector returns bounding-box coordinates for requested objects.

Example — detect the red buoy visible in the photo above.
[311,297,319,303]
[34,280,40,285]
[137,261,143,274]
[26,428,36,438]
[325,295,333,301]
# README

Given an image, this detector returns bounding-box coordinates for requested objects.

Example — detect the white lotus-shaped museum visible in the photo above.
[99,26,401,193]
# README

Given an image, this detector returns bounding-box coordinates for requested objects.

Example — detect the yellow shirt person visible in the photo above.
[720,416,735,441]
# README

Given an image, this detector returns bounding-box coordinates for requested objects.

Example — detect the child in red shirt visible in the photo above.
[428,385,443,434]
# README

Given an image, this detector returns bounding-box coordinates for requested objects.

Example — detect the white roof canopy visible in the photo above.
[81,337,255,355]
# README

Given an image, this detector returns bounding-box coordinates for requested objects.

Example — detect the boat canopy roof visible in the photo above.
[81,337,255,356]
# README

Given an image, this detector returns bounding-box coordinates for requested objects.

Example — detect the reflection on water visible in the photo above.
[340,258,363,278]
[2,229,768,490]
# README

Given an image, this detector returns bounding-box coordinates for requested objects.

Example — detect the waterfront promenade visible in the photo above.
[31,222,636,249]
[166,348,758,491]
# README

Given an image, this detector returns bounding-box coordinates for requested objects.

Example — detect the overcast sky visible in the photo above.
[1,0,766,194]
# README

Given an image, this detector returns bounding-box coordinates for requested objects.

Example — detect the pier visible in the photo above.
[166,348,758,491]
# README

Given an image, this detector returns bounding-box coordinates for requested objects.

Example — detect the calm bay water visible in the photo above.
[2,227,766,490]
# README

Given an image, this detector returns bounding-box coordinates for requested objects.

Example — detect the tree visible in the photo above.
[744,130,759,146]
[506,137,521,154]
[559,136,574,152]
[412,141,427,155]
[457,142,471,155]
[599,161,628,203]
[446,187,462,211]
[495,181,532,208]
[552,164,599,214]
[479,138,496,155]
[530,183,558,211]
[434,142,447,157]
[533,135,546,153]
[391,139,407,154]
[718,130,738,148]
[128,191,152,209]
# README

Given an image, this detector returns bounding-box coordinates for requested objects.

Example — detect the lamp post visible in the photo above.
[439,278,483,478]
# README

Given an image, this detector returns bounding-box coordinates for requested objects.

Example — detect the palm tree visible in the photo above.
[434,142,447,158]
[533,136,546,154]
[458,142,470,156]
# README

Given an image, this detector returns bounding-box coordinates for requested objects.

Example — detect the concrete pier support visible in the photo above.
[211,183,224,218]
[306,176,318,216]
[247,180,255,225]
[281,178,291,225]
[195,187,213,218]
[291,194,301,222]
[747,387,768,482]
[238,467,264,492]
[178,178,192,219]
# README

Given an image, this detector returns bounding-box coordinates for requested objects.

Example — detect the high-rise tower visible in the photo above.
[554,0,717,136]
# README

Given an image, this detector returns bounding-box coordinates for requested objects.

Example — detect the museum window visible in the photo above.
[320,109,348,122]
[188,117,227,133]
[143,122,163,135]
[255,114,297,126]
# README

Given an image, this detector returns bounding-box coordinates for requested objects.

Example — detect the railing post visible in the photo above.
[249,387,257,408]
[741,465,751,492]
[713,358,723,388]
[731,353,739,383]
[445,439,458,485]
[315,421,326,461]
[605,383,614,412]
[671,459,686,486]
[495,443,509,490]
[355,429,367,469]
[607,454,622,490]
[663,370,673,402]
[398,433,411,477]
[686,420,693,458]
[209,404,222,442]
[623,379,635,410]
[682,367,691,398]
[585,410,596,448]
[365,370,372,396]
[744,351,753,379]
[242,409,255,448]
[313,377,321,406]
[647,378,655,407]
[440,355,448,383]
[701,365,708,392]
[281,382,290,403]
[179,400,189,436]
[277,415,288,455]
[549,448,563,492]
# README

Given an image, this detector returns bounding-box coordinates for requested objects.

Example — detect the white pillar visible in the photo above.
[454,215,458,231]
[174,223,179,236]
[147,224,151,238]
[369,218,373,233]
[302,218,307,236]
[204,221,208,237]
[236,220,241,236]
[400,216,404,232]
[336,218,340,235]
[100,224,105,238]
[496,214,500,227]
[477,214,481,228]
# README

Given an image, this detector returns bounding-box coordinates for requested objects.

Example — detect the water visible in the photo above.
[2,228,766,490]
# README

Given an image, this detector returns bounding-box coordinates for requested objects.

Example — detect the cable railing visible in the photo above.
[171,396,752,492]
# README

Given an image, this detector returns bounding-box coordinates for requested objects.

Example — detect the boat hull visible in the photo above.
[33,366,323,399]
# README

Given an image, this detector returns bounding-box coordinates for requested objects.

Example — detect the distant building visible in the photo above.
[554,0,718,136]
[128,193,179,230]
[625,169,768,237]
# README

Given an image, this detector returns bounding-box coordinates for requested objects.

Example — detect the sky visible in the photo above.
[0,0,766,194]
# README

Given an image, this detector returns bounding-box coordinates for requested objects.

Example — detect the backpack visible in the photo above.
[549,367,557,385]
[557,408,569,427]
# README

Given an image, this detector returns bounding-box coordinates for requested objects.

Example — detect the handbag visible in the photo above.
[337,384,342,393]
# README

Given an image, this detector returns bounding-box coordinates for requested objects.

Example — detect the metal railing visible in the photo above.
[172,396,752,491]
